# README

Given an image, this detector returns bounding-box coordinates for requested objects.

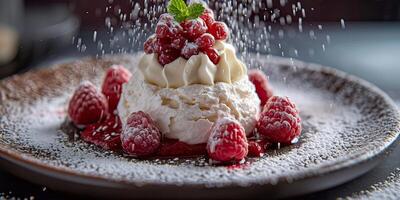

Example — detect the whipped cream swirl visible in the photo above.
[138,41,247,88]
[118,67,260,144]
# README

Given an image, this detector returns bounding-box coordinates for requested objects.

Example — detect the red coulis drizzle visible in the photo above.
[68,115,272,159]
[72,116,208,158]
[158,139,207,157]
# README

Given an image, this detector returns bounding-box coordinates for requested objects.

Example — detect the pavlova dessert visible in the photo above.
[66,0,302,164]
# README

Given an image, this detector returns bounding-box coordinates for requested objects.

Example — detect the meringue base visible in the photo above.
[118,67,260,145]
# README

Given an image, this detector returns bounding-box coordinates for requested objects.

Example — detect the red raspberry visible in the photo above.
[68,81,108,126]
[181,19,207,41]
[157,139,206,157]
[121,111,161,157]
[209,21,229,40]
[144,35,156,54]
[153,38,171,54]
[181,42,200,59]
[171,35,187,50]
[248,69,274,106]
[155,24,171,39]
[158,13,174,23]
[101,65,132,112]
[200,8,215,27]
[257,96,302,144]
[158,51,179,66]
[195,33,215,50]
[81,115,122,151]
[206,117,248,163]
[247,141,263,157]
[203,48,220,64]
[247,140,270,157]
[155,21,183,40]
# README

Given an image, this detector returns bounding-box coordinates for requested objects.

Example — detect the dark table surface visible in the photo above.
[1,22,400,199]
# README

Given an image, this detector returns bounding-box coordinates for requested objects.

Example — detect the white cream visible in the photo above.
[138,41,247,88]
[118,68,260,144]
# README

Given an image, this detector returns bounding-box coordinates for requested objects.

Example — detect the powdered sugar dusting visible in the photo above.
[340,168,400,200]
[207,116,240,154]
[0,55,399,189]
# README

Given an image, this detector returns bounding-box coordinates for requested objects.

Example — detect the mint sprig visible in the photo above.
[187,3,205,19]
[167,0,205,22]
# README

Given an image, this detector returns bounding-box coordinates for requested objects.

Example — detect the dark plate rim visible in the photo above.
[0,55,399,189]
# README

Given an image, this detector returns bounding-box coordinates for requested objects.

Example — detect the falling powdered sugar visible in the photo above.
[339,168,400,200]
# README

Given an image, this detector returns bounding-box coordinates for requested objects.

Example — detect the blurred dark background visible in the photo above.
[1,0,400,93]
[26,0,400,26]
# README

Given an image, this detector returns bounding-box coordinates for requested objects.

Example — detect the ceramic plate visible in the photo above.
[0,55,399,199]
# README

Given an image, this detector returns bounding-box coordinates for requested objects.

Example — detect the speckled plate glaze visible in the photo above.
[0,55,399,199]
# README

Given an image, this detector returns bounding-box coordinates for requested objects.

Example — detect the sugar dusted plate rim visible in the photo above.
[0,54,399,197]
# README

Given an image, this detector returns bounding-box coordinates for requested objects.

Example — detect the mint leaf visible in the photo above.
[167,0,189,22]
[187,3,205,19]
[167,0,206,22]
[174,14,188,22]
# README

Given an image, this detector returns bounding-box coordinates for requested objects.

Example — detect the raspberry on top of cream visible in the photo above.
[119,1,262,145]
[139,1,249,88]
[139,41,247,88]
[65,0,302,163]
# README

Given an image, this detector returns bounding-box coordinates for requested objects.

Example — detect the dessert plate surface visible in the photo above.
[0,55,399,199]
